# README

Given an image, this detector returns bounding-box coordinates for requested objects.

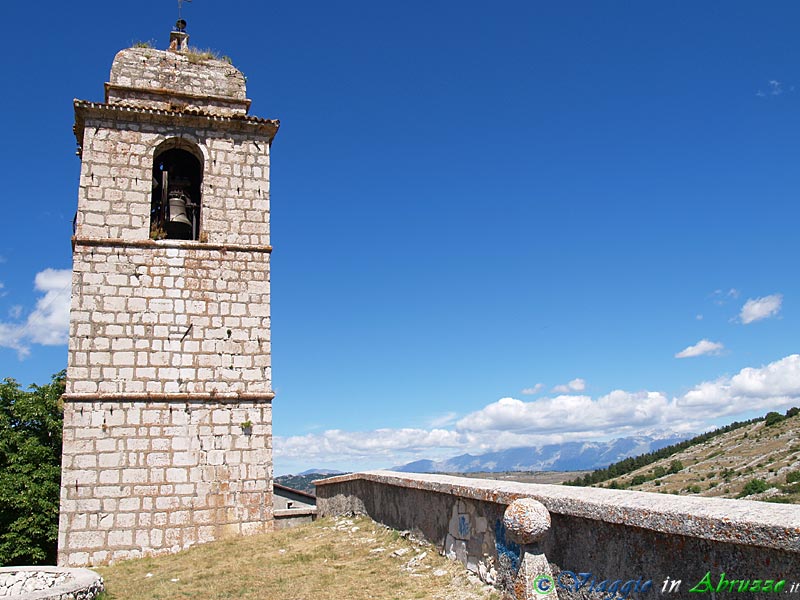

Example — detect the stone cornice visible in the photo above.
[104,82,252,112]
[73,99,280,152]
[62,392,275,403]
[72,236,273,254]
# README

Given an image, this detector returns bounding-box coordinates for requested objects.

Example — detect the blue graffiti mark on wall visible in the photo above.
[458,515,470,537]
[494,518,521,574]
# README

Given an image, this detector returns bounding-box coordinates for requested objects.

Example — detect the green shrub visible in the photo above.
[0,372,65,565]
[630,475,647,486]
[668,460,684,474]
[786,470,800,484]
[765,411,784,427]
[738,479,769,498]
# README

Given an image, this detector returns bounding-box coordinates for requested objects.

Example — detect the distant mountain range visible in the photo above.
[298,468,344,476]
[393,434,690,474]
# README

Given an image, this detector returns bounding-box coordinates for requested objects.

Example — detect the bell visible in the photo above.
[167,193,193,239]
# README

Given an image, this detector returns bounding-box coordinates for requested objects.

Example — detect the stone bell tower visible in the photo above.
[58,23,279,567]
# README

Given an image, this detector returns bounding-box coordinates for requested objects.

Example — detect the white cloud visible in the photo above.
[275,428,469,466]
[274,354,800,472]
[455,391,669,436]
[0,268,71,359]
[552,378,585,393]
[675,339,724,359]
[740,294,782,324]
[677,354,800,418]
[521,384,544,395]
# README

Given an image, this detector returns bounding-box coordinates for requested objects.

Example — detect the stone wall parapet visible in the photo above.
[316,471,800,599]
[317,470,800,552]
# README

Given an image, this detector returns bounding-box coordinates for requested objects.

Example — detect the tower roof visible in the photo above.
[106,46,250,117]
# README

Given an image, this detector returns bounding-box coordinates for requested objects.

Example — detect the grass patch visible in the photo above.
[97,516,498,600]
[185,47,232,64]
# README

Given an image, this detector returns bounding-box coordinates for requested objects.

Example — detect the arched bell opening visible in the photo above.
[150,143,203,241]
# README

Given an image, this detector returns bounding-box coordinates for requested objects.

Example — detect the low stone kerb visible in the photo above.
[0,566,103,599]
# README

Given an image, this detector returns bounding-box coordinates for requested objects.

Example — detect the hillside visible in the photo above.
[275,472,347,495]
[576,409,800,502]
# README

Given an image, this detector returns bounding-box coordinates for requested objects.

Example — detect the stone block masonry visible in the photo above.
[71,114,273,247]
[59,400,272,566]
[66,245,271,397]
[59,35,279,567]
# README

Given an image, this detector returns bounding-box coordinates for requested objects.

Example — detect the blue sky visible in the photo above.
[1,1,799,475]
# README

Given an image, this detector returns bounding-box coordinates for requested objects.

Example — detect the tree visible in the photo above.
[0,371,65,565]
[668,459,684,474]
[764,411,784,427]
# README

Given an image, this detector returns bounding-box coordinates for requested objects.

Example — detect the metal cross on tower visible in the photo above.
[178,0,192,21]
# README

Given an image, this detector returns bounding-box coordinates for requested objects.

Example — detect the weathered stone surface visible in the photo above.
[70,115,274,247]
[316,471,800,599]
[59,37,277,567]
[316,469,800,552]
[273,508,317,530]
[0,567,103,599]
[59,400,274,566]
[108,48,248,116]
[66,244,272,396]
[503,498,550,544]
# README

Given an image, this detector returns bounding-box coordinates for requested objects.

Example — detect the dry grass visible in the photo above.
[185,47,232,64]
[97,516,499,600]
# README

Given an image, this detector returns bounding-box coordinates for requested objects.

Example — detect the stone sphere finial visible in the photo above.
[503,498,551,544]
